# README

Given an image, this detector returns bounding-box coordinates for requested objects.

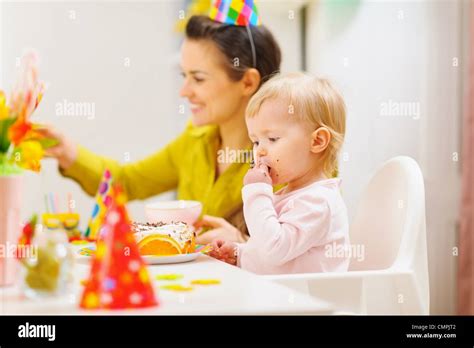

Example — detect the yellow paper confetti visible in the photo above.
[155,274,184,281]
[160,284,193,292]
[191,279,221,285]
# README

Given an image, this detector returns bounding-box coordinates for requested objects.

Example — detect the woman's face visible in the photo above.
[179,39,247,127]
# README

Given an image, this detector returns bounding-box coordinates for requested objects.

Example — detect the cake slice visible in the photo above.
[131,222,196,256]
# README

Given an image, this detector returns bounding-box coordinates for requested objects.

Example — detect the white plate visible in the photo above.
[76,250,201,265]
[142,252,201,265]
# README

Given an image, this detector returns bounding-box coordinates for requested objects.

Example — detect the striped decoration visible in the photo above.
[209,0,261,26]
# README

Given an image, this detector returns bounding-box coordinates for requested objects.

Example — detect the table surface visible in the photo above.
[0,253,332,315]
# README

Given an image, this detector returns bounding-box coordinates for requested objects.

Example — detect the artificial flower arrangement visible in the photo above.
[0,51,61,288]
[0,51,55,175]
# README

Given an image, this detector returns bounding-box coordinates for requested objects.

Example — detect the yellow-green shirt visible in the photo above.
[60,122,251,224]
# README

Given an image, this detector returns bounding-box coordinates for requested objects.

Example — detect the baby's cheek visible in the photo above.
[282,159,304,180]
[273,161,291,183]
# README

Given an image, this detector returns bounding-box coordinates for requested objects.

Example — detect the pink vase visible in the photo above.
[0,175,23,286]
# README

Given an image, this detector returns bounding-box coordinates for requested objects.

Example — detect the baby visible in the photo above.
[210,72,350,274]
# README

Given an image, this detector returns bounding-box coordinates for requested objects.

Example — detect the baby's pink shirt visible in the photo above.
[237,178,350,275]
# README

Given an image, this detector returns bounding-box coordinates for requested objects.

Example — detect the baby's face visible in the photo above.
[246,98,317,186]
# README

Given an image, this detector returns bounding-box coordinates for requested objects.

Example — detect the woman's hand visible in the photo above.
[243,163,272,186]
[208,239,237,266]
[36,125,78,170]
[194,215,244,244]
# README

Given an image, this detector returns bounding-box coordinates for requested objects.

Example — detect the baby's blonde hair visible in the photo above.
[246,72,346,177]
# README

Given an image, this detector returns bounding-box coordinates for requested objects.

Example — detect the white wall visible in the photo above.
[306,0,464,314]
[260,0,306,71]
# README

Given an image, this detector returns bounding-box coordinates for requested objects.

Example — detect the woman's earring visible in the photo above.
[250,159,255,168]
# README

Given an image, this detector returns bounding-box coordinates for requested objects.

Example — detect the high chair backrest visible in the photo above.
[348,156,427,272]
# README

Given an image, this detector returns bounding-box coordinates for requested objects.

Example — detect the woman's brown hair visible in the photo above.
[185,15,281,86]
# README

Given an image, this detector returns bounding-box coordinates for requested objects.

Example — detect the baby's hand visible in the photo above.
[244,164,272,186]
[209,239,238,266]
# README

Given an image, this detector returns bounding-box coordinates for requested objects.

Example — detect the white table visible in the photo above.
[0,254,332,315]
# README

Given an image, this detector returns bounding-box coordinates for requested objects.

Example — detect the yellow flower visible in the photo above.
[13,140,44,172]
[0,91,10,120]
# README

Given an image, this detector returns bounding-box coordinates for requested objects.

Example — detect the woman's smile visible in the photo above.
[189,102,205,114]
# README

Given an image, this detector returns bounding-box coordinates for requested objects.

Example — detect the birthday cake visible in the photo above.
[131,222,196,256]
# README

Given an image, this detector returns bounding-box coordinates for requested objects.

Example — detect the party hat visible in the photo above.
[84,169,113,240]
[79,184,158,310]
[210,0,261,26]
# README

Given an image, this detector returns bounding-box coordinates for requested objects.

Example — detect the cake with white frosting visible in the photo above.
[131,221,196,255]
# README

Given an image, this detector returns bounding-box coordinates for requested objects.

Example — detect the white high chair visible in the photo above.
[263,156,430,315]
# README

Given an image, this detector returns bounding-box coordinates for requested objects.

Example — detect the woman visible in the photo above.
[41,15,281,244]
